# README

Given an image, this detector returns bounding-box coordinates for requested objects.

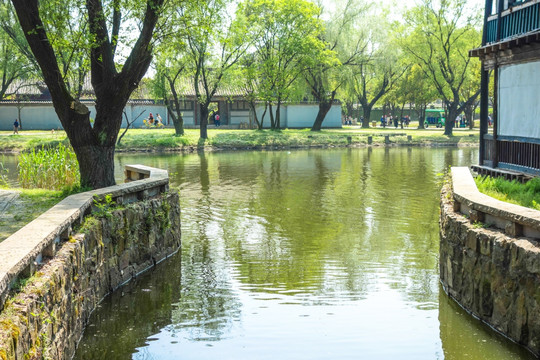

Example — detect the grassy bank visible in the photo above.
[0,128,479,153]
[475,176,540,211]
[0,189,70,242]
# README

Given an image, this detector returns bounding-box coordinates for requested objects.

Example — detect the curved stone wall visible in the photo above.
[440,169,540,356]
[0,166,181,360]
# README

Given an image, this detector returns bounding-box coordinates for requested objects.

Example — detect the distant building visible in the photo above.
[471,0,540,176]
[0,79,341,130]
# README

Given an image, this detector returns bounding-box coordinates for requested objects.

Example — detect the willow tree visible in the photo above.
[0,4,39,100]
[305,0,368,131]
[176,0,250,139]
[10,0,166,188]
[241,0,323,130]
[402,0,481,136]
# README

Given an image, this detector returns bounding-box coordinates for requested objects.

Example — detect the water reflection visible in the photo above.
[71,147,534,359]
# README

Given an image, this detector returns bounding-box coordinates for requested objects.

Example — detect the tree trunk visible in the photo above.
[444,105,457,136]
[362,106,372,128]
[275,100,281,130]
[465,105,475,130]
[75,143,116,188]
[199,102,209,139]
[417,104,426,129]
[171,111,185,136]
[311,101,332,131]
[166,75,185,136]
[248,100,260,129]
[269,102,275,129]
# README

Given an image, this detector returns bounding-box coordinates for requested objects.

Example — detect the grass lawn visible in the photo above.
[0,131,69,152]
[0,126,479,152]
[475,176,540,211]
[0,188,70,242]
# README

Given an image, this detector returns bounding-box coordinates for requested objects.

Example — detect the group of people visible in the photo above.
[380,115,410,128]
[147,113,163,125]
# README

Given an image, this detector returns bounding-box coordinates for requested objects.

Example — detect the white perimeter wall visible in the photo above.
[254,104,341,128]
[0,102,342,130]
[499,61,540,139]
[0,103,167,131]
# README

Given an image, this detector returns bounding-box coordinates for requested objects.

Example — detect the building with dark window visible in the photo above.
[471,0,540,177]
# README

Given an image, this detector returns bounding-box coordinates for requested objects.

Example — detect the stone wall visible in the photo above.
[0,192,181,360]
[440,183,540,356]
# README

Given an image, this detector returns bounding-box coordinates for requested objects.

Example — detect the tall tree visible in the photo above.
[401,0,481,135]
[305,0,368,131]
[342,10,407,128]
[241,0,323,130]
[351,49,407,128]
[10,0,166,188]
[179,0,250,139]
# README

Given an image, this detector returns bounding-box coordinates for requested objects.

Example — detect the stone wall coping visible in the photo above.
[452,166,540,236]
[0,165,169,309]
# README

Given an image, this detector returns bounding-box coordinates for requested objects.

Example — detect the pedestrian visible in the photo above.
[13,118,19,134]
[156,113,162,125]
[215,113,220,127]
[148,112,154,125]
[488,114,493,126]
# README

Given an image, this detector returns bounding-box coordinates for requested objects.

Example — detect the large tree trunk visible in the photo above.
[362,106,372,128]
[311,101,332,131]
[75,143,116,188]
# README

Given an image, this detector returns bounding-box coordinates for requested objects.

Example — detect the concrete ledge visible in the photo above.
[452,167,540,239]
[0,165,168,310]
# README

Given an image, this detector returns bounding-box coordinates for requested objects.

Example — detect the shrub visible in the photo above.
[18,144,80,190]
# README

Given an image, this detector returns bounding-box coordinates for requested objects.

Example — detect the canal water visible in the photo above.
[68,148,533,359]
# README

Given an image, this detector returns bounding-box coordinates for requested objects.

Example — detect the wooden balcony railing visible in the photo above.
[482,134,540,174]
[486,1,540,43]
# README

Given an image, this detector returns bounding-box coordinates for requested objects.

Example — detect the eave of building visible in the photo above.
[469,30,540,69]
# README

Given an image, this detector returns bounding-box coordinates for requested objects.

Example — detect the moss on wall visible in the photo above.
[0,192,181,360]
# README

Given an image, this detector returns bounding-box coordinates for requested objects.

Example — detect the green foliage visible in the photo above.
[239,0,326,128]
[0,3,40,100]
[475,176,540,210]
[18,144,80,191]
[92,194,116,219]
[400,0,482,134]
